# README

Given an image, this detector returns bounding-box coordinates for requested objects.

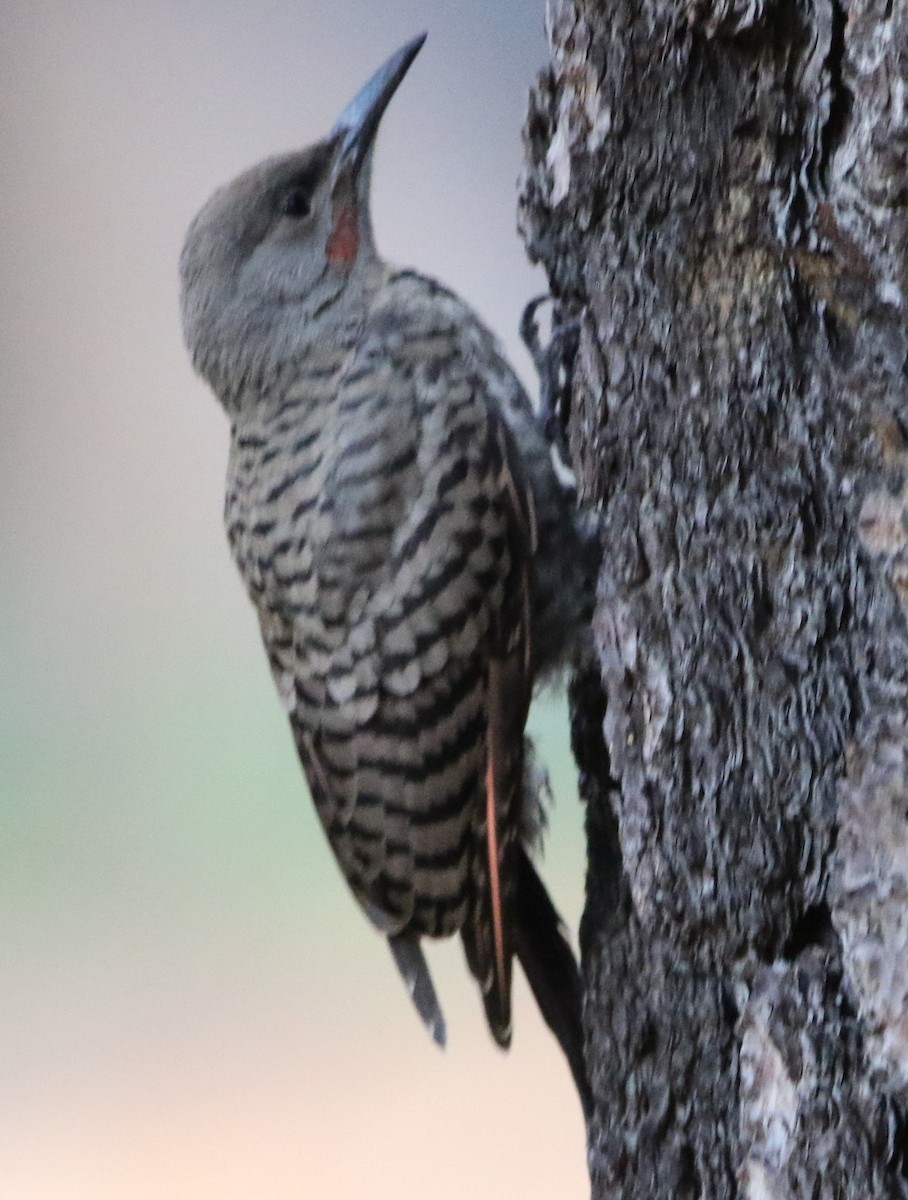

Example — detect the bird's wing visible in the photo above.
[269,282,537,1043]
[460,406,537,1047]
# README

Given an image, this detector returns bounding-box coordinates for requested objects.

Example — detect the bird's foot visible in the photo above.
[519,295,582,446]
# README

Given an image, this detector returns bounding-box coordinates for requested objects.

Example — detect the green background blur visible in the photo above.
[1,3,589,1196]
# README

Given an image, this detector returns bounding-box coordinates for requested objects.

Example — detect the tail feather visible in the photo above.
[512,848,592,1120]
[388,932,447,1048]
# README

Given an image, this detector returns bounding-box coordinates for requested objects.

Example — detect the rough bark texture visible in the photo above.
[518,1,908,1196]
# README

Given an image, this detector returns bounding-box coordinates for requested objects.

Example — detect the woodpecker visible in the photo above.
[180,33,595,1116]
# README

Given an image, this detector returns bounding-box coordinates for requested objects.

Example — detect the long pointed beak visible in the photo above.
[331,33,426,178]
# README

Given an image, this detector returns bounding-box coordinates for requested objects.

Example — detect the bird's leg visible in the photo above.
[388,932,447,1048]
[519,295,582,447]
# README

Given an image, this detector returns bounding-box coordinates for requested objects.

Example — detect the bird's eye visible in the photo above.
[280,187,312,219]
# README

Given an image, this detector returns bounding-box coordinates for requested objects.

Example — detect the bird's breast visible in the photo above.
[225,371,340,625]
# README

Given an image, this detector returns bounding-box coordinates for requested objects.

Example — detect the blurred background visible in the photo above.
[0,2,590,1196]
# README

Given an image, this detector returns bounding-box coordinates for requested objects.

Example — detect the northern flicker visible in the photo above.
[180,33,596,1115]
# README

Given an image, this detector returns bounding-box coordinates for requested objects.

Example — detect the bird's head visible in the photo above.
[180,33,425,405]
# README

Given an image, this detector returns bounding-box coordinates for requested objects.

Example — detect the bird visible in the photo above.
[180,32,596,1116]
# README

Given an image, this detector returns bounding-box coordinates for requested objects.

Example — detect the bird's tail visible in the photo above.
[512,848,592,1120]
[388,932,447,1048]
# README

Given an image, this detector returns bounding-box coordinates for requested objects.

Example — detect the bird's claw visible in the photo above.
[519,295,582,446]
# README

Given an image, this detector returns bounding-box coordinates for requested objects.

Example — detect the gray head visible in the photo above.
[180,33,426,409]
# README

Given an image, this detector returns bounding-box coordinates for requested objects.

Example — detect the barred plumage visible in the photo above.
[180,33,595,1115]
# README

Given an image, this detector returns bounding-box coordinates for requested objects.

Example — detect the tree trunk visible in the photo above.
[519,1,908,1195]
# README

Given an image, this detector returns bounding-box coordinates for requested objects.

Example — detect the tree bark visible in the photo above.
[519,1,908,1195]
